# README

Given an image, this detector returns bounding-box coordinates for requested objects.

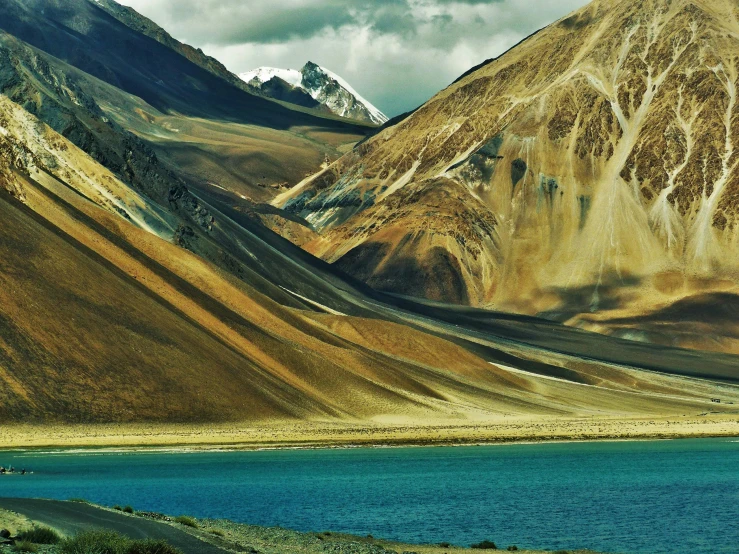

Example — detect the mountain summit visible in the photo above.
[241,62,388,125]
[276,0,739,352]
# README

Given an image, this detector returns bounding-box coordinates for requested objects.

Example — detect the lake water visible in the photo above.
[1,438,739,553]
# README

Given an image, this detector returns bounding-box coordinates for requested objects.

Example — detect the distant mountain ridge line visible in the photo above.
[241,62,389,126]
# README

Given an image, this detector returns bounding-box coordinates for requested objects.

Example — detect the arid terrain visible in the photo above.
[3,414,739,450]
[0,0,736,434]
[277,0,739,355]
[0,3,737,553]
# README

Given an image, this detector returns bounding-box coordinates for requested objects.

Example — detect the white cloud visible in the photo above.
[117,0,590,116]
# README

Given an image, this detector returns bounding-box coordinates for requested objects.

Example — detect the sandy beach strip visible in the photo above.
[2,414,739,451]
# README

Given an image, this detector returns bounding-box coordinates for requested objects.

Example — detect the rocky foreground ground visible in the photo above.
[181,516,594,554]
[0,504,600,554]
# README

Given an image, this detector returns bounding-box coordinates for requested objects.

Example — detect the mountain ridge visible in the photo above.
[242,62,389,126]
[87,0,256,95]
[275,0,739,354]
[1,0,737,425]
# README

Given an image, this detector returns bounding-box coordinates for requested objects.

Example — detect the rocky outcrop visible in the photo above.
[0,34,178,203]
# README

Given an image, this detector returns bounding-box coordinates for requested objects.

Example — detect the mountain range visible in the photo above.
[277,0,739,355]
[241,62,389,126]
[0,0,736,424]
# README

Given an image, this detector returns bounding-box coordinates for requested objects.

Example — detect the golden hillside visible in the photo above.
[3,93,737,423]
[279,0,739,353]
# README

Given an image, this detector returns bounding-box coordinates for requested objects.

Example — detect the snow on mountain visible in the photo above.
[240,62,388,126]
[316,66,388,127]
[240,67,302,88]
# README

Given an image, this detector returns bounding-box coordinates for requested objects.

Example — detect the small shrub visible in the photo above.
[17,527,61,544]
[471,540,498,549]
[123,506,135,514]
[209,529,225,537]
[59,531,182,554]
[113,505,123,511]
[439,542,451,548]
[126,539,182,554]
[13,541,38,553]
[137,512,167,521]
[59,530,129,554]
[173,516,197,528]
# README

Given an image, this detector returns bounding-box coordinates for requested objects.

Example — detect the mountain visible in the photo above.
[0,99,490,422]
[0,0,370,204]
[89,0,255,95]
[276,0,739,354]
[241,62,389,126]
[1,0,738,424]
[0,0,353,126]
[7,89,736,423]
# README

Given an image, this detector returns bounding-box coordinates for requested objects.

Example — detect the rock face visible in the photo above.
[0,31,180,207]
[277,0,739,352]
[241,62,388,126]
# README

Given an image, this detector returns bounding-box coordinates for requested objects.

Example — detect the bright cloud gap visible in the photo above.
[115,0,589,117]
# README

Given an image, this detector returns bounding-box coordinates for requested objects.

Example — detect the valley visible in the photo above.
[0,0,735,431]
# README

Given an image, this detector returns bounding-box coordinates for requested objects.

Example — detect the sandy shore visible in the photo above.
[2,414,739,451]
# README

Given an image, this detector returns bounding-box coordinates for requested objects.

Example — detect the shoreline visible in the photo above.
[3,414,739,452]
[5,431,739,454]
[0,502,602,554]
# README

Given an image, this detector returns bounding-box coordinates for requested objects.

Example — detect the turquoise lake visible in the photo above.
[1,438,739,553]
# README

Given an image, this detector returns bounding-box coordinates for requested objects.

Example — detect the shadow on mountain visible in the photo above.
[0,0,365,133]
[539,273,644,322]
[334,240,470,305]
[608,293,739,324]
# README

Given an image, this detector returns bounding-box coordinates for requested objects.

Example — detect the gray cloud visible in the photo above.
[117,0,590,117]
[220,6,355,43]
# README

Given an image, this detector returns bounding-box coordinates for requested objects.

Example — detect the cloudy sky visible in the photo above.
[117,0,589,117]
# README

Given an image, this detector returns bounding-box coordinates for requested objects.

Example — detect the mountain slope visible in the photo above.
[277,0,739,353]
[0,0,369,239]
[3,91,738,422]
[0,0,368,194]
[1,0,737,425]
[242,62,389,125]
[88,0,254,95]
[0,95,523,423]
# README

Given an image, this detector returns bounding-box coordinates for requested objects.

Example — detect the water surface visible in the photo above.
[2,438,739,553]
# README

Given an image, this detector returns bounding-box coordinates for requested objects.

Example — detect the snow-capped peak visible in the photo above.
[316,65,388,126]
[239,67,302,88]
[239,62,388,126]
